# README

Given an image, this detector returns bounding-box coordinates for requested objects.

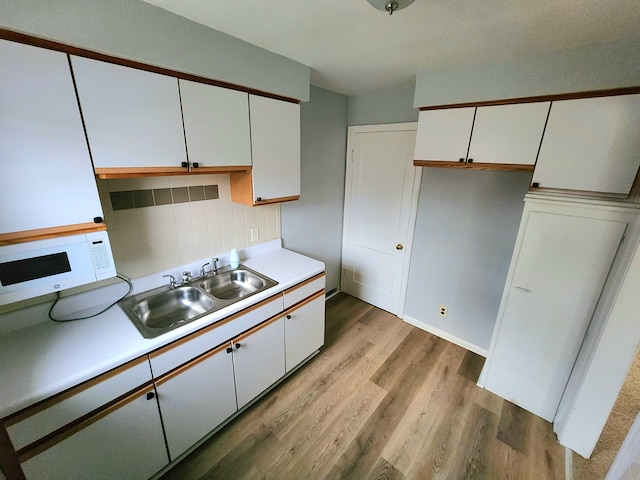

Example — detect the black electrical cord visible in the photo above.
[48,274,133,323]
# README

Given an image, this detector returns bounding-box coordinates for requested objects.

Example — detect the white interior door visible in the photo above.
[342,123,420,316]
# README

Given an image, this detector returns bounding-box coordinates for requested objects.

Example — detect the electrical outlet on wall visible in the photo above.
[439,305,448,318]
[250,228,260,242]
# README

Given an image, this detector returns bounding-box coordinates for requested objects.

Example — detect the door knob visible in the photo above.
[396,244,404,250]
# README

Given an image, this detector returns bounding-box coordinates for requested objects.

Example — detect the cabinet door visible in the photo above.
[414,107,475,162]
[20,385,167,480]
[285,292,325,372]
[71,56,187,171]
[179,80,251,168]
[155,343,237,460]
[468,102,549,166]
[484,211,626,420]
[249,95,300,202]
[232,316,285,409]
[0,40,103,235]
[533,95,640,195]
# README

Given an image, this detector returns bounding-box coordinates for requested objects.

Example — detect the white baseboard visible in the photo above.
[403,315,488,357]
[325,288,341,300]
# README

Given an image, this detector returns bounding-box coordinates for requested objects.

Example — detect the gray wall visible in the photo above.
[281,86,349,293]
[348,82,418,125]
[404,169,532,351]
[414,37,640,107]
[0,0,310,101]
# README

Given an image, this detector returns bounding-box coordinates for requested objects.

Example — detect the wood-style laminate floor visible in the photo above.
[160,293,565,480]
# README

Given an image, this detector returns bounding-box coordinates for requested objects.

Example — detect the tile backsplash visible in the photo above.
[98,174,280,278]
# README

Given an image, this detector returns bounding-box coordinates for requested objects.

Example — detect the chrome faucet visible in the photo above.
[200,262,210,277]
[163,274,177,289]
[211,257,219,275]
[182,271,191,284]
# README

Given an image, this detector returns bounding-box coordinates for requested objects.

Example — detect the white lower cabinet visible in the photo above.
[1,274,325,480]
[20,384,167,480]
[232,316,285,409]
[482,197,632,420]
[285,292,325,372]
[154,343,237,460]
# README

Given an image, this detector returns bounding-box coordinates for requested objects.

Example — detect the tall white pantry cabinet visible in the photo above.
[480,196,639,421]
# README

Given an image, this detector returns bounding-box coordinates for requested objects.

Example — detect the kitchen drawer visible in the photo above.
[283,274,325,309]
[4,357,151,450]
[149,294,284,377]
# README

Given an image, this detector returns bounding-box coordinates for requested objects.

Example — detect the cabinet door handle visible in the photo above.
[181,161,188,168]
[286,314,292,319]
[512,286,533,293]
[192,162,199,168]
[235,343,242,349]
[146,392,155,401]
[396,244,404,250]
[226,347,233,354]
[467,158,474,163]
[256,197,263,202]
[459,158,465,162]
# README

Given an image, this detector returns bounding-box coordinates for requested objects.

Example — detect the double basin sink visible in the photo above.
[119,265,278,338]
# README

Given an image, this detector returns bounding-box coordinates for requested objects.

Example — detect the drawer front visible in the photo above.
[284,274,325,309]
[5,357,152,450]
[149,294,284,378]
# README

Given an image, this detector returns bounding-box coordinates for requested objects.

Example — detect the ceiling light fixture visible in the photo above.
[367,0,415,15]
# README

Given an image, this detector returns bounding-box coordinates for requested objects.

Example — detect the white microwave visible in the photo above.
[0,231,116,305]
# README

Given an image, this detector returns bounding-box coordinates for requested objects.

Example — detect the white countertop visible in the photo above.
[0,240,324,419]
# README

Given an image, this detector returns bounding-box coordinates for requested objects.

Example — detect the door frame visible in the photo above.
[341,122,421,318]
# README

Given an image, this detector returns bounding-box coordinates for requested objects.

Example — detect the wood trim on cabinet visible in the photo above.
[3,356,149,427]
[229,171,300,206]
[0,424,25,480]
[15,383,156,463]
[232,311,283,344]
[229,171,255,205]
[465,162,535,172]
[283,289,325,316]
[255,195,300,206]
[413,160,534,172]
[94,166,250,179]
[283,273,325,296]
[417,86,640,111]
[148,294,282,360]
[0,223,107,246]
[153,342,231,387]
[528,186,629,200]
[0,29,300,105]
[413,160,470,169]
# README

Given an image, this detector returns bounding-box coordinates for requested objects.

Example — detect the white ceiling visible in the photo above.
[142,0,640,97]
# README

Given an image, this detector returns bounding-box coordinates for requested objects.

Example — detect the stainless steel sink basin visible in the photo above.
[199,269,273,300]
[119,265,277,338]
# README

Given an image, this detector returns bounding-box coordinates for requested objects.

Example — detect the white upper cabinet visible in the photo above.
[248,94,300,202]
[414,107,475,163]
[0,40,104,237]
[70,56,187,171]
[533,95,640,196]
[414,103,549,169]
[179,80,251,168]
[467,102,550,166]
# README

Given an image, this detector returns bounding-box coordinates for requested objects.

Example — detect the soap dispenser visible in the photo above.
[230,249,240,269]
